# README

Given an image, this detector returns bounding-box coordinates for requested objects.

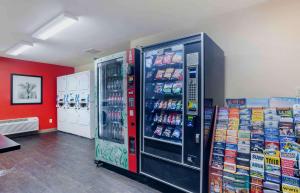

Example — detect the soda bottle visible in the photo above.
[113,110,117,121]
[110,93,114,105]
[120,126,123,141]
[108,123,112,139]
[113,123,116,139]
[115,94,118,106]
[118,124,122,141]
[107,94,111,105]
[115,124,118,140]
[111,93,114,105]
[117,93,121,105]
[116,79,118,90]
[103,124,107,138]
[117,111,121,121]
[120,94,123,106]
[118,79,121,90]
[107,111,111,121]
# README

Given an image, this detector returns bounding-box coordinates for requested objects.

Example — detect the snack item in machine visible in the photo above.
[163,83,173,94]
[154,83,164,94]
[162,127,173,138]
[167,99,173,109]
[167,114,174,124]
[146,69,155,79]
[154,100,160,109]
[155,69,165,80]
[163,68,175,79]
[168,114,175,125]
[158,100,164,109]
[176,101,182,111]
[145,56,153,68]
[172,82,183,94]
[175,114,182,125]
[163,52,175,65]
[172,51,183,63]
[158,113,165,123]
[154,55,164,66]
[172,69,183,80]
[162,100,168,109]
[171,100,178,110]
[153,126,163,136]
[162,113,168,124]
[153,113,159,122]
[171,128,181,139]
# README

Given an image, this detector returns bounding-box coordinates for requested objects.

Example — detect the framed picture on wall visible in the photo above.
[11,74,43,105]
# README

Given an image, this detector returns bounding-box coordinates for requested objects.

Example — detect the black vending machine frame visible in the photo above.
[139,33,225,193]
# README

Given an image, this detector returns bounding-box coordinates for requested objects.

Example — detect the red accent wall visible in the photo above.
[0,57,74,130]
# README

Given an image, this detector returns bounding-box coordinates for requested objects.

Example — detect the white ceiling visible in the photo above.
[0,0,268,67]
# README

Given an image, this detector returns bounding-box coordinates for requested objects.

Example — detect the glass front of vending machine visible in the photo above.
[95,49,140,173]
[99,57,126,143]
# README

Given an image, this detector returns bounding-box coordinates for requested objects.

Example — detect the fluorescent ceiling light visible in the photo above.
[6,42,34,56]
[33,13,78,40]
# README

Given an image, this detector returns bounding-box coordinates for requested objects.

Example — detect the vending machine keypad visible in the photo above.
[186,66,198,115]
[188,81,197,100]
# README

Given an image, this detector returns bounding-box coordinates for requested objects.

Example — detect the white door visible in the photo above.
[68,109,79,124]
[67,75,79,91]
[78,72,90,91]
[78,109,90,125]
[57,108,68,132]
[57,76,67,92]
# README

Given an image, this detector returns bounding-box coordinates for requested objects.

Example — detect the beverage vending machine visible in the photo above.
[95,49,140,173]
[140,34,224,193]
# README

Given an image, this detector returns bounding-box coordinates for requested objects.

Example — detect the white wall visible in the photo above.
[75,42,130,72]
[75,63,94,72]
[131,0,300,98]
[77,0,300,98]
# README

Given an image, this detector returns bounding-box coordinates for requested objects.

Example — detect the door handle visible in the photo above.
[102,111,107,125]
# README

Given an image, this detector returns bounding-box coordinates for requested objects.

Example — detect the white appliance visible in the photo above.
[56,71,95,139]
[0,117,39,135]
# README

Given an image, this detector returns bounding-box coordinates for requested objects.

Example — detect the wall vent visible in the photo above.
[0,117,39,135]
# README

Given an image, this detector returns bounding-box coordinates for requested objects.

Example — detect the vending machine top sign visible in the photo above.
[95,49,140,173]
[140,33,224,193]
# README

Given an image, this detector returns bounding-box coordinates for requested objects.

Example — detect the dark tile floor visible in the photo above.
[0,132,161,193]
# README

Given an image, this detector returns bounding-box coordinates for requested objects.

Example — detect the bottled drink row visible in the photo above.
[100,62,125,143]
[107,109,123,122]
[106,79,123,90]
[102,123,124,142]
[106,63,122,76]
[107,92,124,106]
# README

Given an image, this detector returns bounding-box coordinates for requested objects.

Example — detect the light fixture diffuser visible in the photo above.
[33,13,78,40]
[6,42,34,56]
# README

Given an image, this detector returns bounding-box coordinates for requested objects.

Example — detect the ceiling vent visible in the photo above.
[85,48,101,55]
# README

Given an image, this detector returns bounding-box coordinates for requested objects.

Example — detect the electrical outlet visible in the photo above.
[49,118,53,124]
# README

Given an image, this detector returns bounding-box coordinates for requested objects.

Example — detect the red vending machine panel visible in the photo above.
[127,48,140,173]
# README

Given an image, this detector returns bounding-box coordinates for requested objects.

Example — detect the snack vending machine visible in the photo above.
[95,49,140,173]
[140,34,224,193]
